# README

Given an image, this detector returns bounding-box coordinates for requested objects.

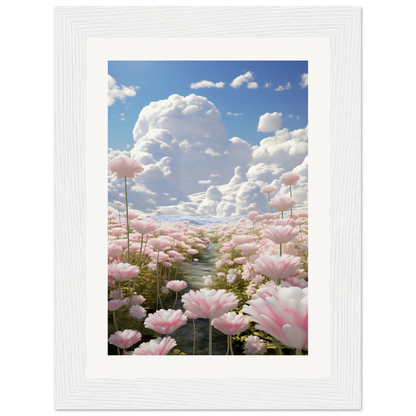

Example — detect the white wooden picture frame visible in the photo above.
[50,2,367,414]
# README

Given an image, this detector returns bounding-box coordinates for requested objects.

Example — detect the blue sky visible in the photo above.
[108,61,308,150]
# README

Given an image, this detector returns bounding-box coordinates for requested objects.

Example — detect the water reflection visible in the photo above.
[170,242,240,355]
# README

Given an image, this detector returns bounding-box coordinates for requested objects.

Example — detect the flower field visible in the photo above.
[108,155,308,356]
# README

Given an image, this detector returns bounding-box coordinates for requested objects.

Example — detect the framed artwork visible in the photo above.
[55,6,361,409]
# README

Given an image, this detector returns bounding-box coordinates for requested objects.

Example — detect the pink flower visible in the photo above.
[108,262,139,282]
[130,219,159,234]
[244,335,267,355]
[211,312,249,335]
[149,237,171,251]
[239,243,259,256]
[131,294,146,305]
[108,244,123,258]
[262,225,299,245]
[232,235,254,245]
[274,218,297,227]
[217,272,225,278]
[242,297,308,349]
[254,254,301,281]
[234,257,247,264]
[129,305,147,320]
[187,248,198,255]
[108,329,142,349]
[181,288,239,319]
[133,337,176,355]
[247,211,259,222]
[144,309,187,334]
[261,185,277,194]
[270,196,297,212]
[185,310,199,320]
[122,210,139,220]
[166,280,188,292]
[108,155,144,179]
[114,201,123,207]
[108,299,125,311]
[279,172,300,186]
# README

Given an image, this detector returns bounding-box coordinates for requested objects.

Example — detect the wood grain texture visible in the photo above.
[55,7,361,409]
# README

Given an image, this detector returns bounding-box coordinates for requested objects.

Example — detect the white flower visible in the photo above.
[244,335,267,355]
[129,305,147,320]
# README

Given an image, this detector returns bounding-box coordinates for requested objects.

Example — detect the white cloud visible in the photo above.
[264,82,271,88]
[252,126,309,172]
[230,71,255,89]
[297,116,300,119]
[275,82,291,92]
[300,73,308,88]
[190,80,225,89]
[121,118,125,121]
[109,94,308,217]
[227,112,243,116]
[247,82,258,89]
[108,75,138,106]
[257,112,283,133]
[288,114,293,118]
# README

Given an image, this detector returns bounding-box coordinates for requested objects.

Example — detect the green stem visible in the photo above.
[209,319,212,355]
[113,311,121,355]
[174,263,180,280]
[280,243,282,256]
[226,334,230,355]
[230,336,234,355]
[281,211,283,219]
[193,319,196,356]
[172,292,178,309]
[124,177,130,264]
[118,281,122,300]
[296,349,302,355]
[129,235,144,307]
[113,310,118,331]
[156,251,160,310]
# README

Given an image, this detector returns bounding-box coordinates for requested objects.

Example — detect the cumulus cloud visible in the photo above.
[264,82,271,88]
[230,71,256,89]
[247,82,258,89]
[108,75,138,106]
[257,112,283,133]
[190,80,225,89]
[252,126,308,172]
[300,73,308,88]
[108,93,308,217]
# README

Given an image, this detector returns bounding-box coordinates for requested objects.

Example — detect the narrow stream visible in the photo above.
[169,242,239,355]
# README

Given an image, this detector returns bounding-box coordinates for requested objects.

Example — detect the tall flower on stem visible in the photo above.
[149,237,172,309]
[166,280,188,308]
[108,155,143,263]
[182,288,239,355]
[211,312,249,355]
[262,225,299,256]
[279,172,300,218]
[185,310,199,355]
[270,195,297,219]
[128,219,159,305]
[108,329,142,355]
[254,254,301,285]
[261,185,277,214]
